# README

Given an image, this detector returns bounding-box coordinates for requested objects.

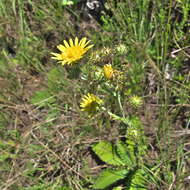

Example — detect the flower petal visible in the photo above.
[75,37,79,46]
[57,45,66,52]
[81,40,90,48]
[69,38,74,47]
[61,60,68,65]
[51,52,62,60]
[85,44,94,50]
[79,37,87,46]
[64,40,70,48]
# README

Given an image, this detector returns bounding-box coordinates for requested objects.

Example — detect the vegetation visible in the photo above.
[0,0,190,189]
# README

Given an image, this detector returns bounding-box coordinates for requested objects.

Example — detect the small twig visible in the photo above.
[91,165,107,170]
[148,103,190,108]
[1,169,29,190]
[171,45,190,56]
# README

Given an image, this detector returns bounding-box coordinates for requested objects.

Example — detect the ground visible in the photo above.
[0,0,190,190]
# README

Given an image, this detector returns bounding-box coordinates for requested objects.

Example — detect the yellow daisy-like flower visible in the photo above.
[103,64,114,80]
[80,93,103,114]
[51,37,93,65]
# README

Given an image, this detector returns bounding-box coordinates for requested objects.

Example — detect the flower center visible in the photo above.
[65,46,85,59]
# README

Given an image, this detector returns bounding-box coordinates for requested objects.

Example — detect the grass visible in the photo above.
[0,0,190,189]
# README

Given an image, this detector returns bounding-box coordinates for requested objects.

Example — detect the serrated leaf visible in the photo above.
[92,141,125,166]
[116,140,136,167]
[126,169,147,190]
[93,169,129,189]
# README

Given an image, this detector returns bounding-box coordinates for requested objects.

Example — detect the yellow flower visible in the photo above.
[80,93,103,114]
[51,37,93,65]
[103,64,114,80]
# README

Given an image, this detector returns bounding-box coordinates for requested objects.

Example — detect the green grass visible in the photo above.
[0,0,190,189]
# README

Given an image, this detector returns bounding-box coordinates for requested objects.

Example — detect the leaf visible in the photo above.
[107,112,132,126]
[31,90,55,106]
[126,169,147,190]
[0,153,12,162]
[112,187,122,190]
[47,68,63,90]
[0,152,17,162]
[62,0,78,6]
[47,67,70,92]
[92,141,125,166]
[116,140,136,167]
[47,68,62,83]
[93,169,129,190]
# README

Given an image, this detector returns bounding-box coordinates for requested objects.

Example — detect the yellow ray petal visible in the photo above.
[51,52,62,60]
[64,40,70,48]
[57,45,66,52]
[61,60,68,65]
[75,37,79,46]
[80,40,90,48]
[69,38,74,47]
[85,44,94,50]
[51,52,59,56]
[79,37,87,46]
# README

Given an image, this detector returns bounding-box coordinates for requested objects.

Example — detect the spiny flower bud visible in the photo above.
[115,44,127,55]
[129,95,143,108]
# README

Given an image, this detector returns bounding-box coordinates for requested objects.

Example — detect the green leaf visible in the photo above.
[112,187,122,190]
[62,0,78,6]
[47,68,62,83]
[107,112,132,126]
[0,152,17,162]
[116,140,136,167]
[92,141,125,166]
[93,169,129,190]
[47,68,63,91]
[126,169,147,190]
[31,90,55,106]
